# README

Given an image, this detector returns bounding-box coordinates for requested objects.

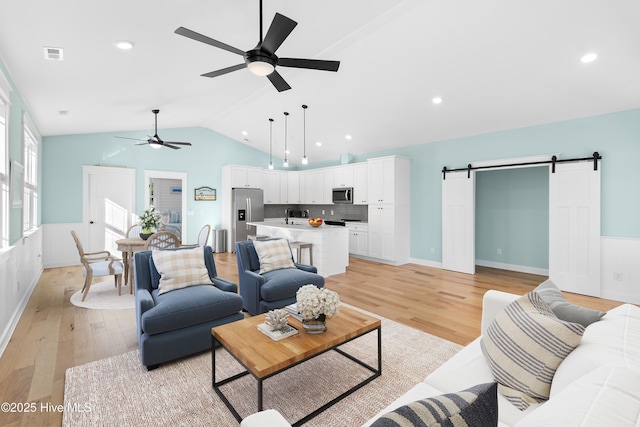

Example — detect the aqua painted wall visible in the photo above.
[41,127,276,243]
[476,167,549,268]
[350,108,640,264]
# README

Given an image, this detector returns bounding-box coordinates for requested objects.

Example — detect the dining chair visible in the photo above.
[126,224,142,238]
[70,230,124,301]
[183,224,211,247]
[144,231,180,250]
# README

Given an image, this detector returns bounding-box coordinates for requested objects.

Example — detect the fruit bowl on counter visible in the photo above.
[308,218,323,228]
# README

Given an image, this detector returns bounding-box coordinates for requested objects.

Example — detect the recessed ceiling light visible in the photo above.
[345,135,352,140]
[432,97,443,104]
[285,149,290,154]
[114,40,135,50]
[58,110,69,116]
[241,130,248,136]
[316,141,322,147]
[43,47,63,61]
[580,53,597,63]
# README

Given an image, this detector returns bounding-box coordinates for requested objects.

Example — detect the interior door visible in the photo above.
[84,166,136,254]
[442,170,476,274]
[549,161,601,296]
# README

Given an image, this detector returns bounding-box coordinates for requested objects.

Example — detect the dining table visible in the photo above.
[115,237,148,292]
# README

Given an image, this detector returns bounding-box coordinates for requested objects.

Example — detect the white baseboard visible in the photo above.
[475,259,549,276]
[408,257,442,269]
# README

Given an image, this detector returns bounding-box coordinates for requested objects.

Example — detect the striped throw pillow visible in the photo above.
[253,239,295,274]
[481,292,585,410]
[371,382,498,427]
[152,246,213,295]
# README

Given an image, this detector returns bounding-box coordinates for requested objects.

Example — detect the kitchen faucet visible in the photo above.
[284,208,291,224]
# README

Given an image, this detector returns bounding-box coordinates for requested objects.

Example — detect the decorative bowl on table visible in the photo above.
[308,218,323,228]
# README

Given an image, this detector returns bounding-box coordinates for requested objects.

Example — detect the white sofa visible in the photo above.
[242,289,640,426]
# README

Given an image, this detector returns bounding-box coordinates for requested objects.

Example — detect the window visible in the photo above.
[0,71,9,248]
[23,118,38,232]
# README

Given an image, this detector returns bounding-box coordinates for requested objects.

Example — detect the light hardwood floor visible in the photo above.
[0,253,622,426]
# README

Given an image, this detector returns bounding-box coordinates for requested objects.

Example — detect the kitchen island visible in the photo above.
[247,220,349,277]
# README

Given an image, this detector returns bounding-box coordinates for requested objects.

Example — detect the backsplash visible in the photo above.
[265,204,368,222]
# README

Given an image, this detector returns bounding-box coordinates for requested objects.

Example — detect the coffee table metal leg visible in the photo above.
[258,378,263,412]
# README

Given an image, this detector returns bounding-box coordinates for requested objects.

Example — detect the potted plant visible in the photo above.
[139,206,162,240]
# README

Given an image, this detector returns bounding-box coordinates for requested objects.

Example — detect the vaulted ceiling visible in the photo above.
[1,0,638,165]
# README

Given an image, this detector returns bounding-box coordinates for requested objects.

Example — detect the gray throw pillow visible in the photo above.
[534,280,605,327]
[371,382,498,427]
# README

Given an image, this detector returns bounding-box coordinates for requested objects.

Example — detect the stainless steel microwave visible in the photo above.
[332,187,353,204]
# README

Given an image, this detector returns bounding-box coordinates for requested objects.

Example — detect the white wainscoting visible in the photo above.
[43,223,84,268]
[0,228,43,358]
[601,236,640,304]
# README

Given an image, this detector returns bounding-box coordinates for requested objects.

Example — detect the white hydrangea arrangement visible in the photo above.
[296,285,340,322]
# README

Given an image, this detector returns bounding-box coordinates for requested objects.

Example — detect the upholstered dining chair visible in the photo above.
[70,230,124,301]
[143,231,180,250]
[126,224,142,238]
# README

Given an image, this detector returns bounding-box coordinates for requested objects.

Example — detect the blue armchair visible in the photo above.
[235,239,325,315]
[134,245,243,370]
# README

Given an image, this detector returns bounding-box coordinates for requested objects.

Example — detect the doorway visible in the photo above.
[144,170,187,243]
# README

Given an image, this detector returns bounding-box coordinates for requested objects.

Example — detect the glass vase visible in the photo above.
[302,318,327,334]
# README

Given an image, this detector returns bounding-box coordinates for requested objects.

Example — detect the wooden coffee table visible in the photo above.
[211,305,382,426]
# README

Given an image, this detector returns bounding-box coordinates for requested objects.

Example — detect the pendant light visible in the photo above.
[283,112,289,167]
[301,104,308,165]
[268,118,274,170]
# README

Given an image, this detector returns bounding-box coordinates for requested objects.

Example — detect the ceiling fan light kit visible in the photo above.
[175,0,340,92]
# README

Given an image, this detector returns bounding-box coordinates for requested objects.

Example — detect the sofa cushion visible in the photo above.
[370,382,498,427]
[141,284,242,335]
[481,292,585,410]
[253,239,295,274]
[515,365,640,427]
[152,246,213,295]
[550,303,640,397]
[534,279,605,327]
[260,269,324,302]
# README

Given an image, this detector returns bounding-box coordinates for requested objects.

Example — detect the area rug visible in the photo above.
[63,315,462,426]
[69,279,134,310]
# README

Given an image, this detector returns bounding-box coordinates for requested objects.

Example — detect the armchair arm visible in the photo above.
[294,263,318,274]
[212,277,238,293]
[135,288,155,337]
[239,270,268,315]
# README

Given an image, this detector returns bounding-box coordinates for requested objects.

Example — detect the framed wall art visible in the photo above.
[194,186,216,201]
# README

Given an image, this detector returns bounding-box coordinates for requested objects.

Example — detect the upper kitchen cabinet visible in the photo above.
[228,165,263,188]
[333,165,354,188]
[263,170,283,204]
[368,156,410,204]
[301,169,325,204]
[287,171,301,204]
[353,163,368,205]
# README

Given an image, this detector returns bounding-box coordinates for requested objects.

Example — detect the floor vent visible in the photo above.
[43,47,64,61]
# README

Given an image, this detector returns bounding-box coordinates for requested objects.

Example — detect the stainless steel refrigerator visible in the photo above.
[231,188,264,249]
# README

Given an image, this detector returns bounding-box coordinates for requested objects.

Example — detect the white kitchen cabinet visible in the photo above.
[333,164,354,188]
[353,163,368,204]
[263,170,282,204]
[368,205,396,261]
[302,169,324,204]
[347,223,369,256]
[229,165,262,188]
[287,171,301,204]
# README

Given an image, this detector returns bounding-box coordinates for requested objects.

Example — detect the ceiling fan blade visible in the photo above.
[175,27,245,56]
[267,70,291,92]
[115,136,147,142]
[278,58,340,72]
[163,141,192,146]
[261,13,297,54]
[163,143,182,150]
[135,142,149,146]
[202,63,247,78]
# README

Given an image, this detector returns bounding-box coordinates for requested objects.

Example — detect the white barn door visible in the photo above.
[549,161,601,296]
[442,170,476,274]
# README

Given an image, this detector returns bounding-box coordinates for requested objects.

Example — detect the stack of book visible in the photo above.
[285,303,304,322]
[257,323,298,341]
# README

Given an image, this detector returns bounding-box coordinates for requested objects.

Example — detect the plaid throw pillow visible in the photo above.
[253,239,295,274]
[152,246,213,295]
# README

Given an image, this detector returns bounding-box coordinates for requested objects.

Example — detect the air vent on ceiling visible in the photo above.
[43,47,64,61]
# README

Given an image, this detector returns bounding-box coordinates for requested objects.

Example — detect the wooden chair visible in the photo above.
[144,231,180,250]
[126,224,142,238]
[70,230,124,301]
[183,224,211,247]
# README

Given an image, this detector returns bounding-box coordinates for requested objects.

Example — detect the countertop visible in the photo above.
[248,220,348,231]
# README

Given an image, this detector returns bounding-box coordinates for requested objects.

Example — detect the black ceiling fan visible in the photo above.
[174,0,340,92]
[116,110,192,150]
